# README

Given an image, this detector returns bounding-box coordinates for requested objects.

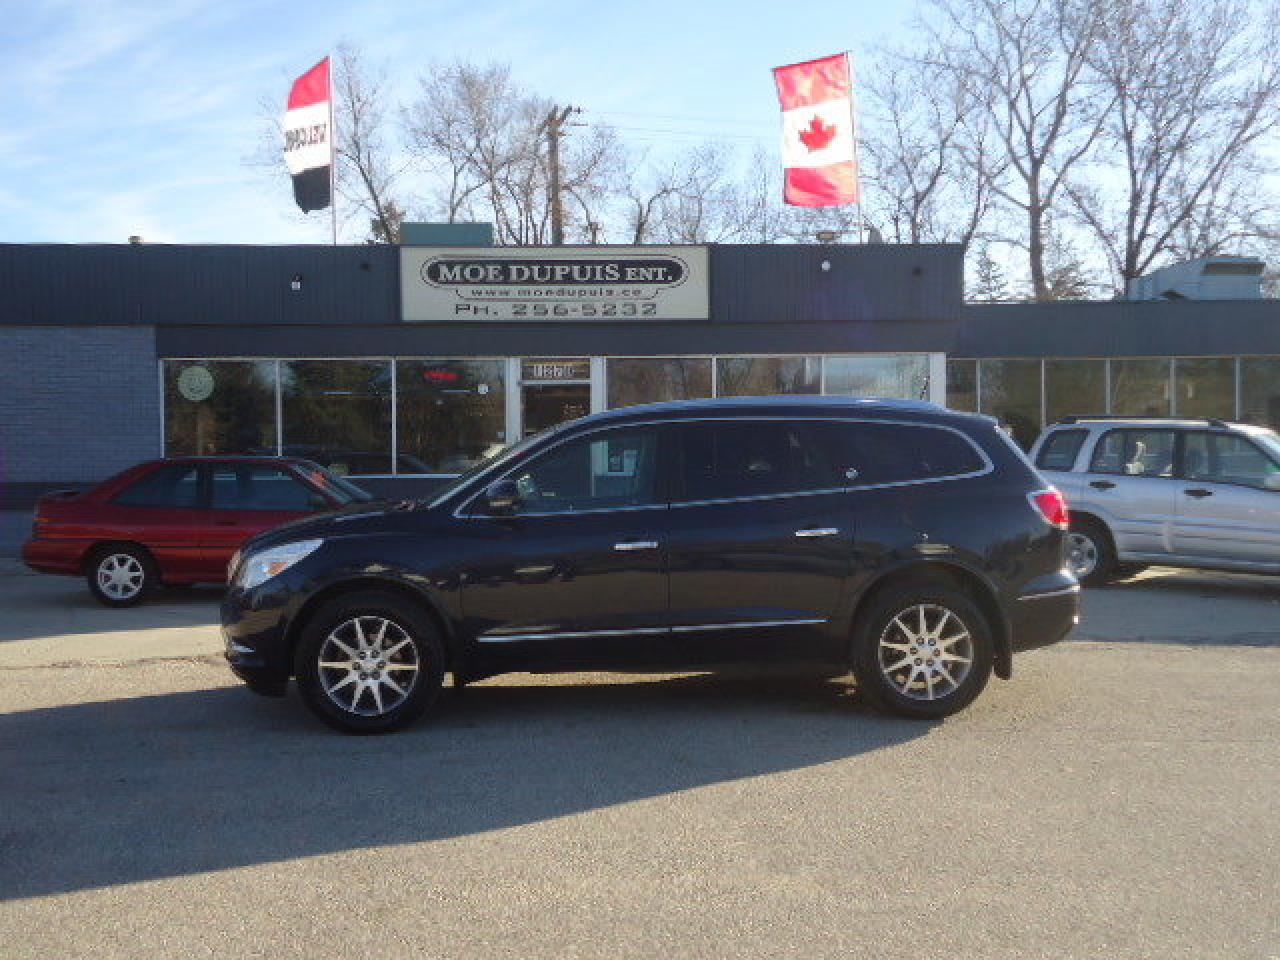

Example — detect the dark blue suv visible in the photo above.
[222,397,1078,732]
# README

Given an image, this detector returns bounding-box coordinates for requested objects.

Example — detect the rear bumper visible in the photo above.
[22,538,85,575]
[1009,584,1080,654]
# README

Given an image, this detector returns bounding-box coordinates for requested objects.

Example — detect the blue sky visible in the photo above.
[0,0,914,244]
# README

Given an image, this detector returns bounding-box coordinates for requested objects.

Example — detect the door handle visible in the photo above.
[214,520,238,526]
[1183,488,1214,499]
[795,527,839,538]
[614,540,658,551]
[1089,480,1116,490]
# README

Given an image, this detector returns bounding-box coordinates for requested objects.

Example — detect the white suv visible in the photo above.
[1029,417,1280,584]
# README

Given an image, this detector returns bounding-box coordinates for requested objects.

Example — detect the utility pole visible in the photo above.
[544,105,576,245]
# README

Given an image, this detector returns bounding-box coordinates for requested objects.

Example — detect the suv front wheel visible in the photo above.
[852,580,994,720]
[294,590,446,734]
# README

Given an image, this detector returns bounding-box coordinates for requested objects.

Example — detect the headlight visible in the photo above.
[235,539,323,590]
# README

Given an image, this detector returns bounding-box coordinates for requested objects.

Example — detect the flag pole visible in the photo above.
[846,50,865,244]
[327,54,337,246]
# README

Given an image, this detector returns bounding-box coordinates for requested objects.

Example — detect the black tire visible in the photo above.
[1067,517,1118,587]
[86,544,156,607]
[851,580,994,720]
[294,590,445,734]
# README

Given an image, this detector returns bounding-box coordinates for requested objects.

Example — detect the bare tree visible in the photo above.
[921,0,1109,298]
[861,53,996,246]
[1065,0,1280,289]
[331,45,405,243]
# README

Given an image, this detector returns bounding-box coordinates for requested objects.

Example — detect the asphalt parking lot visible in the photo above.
[1,563,1277,959]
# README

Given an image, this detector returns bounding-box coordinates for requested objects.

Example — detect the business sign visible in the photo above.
[401,246,708,322]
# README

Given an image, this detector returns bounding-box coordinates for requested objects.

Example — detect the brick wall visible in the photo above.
[0,326,160,493]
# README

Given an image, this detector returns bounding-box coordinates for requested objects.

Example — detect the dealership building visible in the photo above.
[2,238,1279,505]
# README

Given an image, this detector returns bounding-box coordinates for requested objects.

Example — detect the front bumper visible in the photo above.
[221,585,295,696]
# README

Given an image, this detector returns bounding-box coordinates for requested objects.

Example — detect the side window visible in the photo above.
[510,427,659,513]
[1184,432,1280,490]
[210,465,317,511]
[819,422,985,486]
[677,421,841,502]
[113,465,202,508]
[1089,430,1176,477]
[1036,430,1087,471]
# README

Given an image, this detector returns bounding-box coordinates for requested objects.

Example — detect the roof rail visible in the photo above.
[1054,414,1230,429]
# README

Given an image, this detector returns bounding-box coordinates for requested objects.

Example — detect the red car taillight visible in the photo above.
[1029,488,1069,530]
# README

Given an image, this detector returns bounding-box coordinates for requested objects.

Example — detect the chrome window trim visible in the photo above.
[477,617,827,643]
[453,415,994,519]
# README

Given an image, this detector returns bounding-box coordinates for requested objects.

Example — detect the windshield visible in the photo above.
[427,428,561,508]
[301,464,374,504]
[1253,429,1280,465]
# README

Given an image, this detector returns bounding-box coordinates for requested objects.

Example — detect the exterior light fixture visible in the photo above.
[290,273,303,291]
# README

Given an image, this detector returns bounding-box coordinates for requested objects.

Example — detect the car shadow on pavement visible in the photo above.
[0,673,928,901]
[0,580,222,645]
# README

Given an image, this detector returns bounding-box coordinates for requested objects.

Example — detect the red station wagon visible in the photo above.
[22,457,373,606]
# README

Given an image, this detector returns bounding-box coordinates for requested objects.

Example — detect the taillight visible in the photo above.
[1029,488,1069,530]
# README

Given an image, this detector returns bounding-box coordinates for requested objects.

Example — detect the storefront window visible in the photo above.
[716,357,821,396]
[607,358,712,409]
[823,355,929,400]
[1175,357,1235,419]
[979,359,1042,449]
[164,360,276,456]
[946,359,977,412]
[1111,358,1171,417]
[1045,358,1106,424]
[1240,357,1280,429]
[281,360,392,475]
[397,360,507,474]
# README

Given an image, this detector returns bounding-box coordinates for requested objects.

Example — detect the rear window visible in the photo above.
[817,421,986,486]
[676,421,843,501]
[1036,429,1087,471]
[113,464,202,508]
[1088,429,1176,477]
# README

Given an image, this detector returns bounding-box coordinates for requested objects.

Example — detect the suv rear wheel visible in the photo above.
[1066,517,1117,586]
[851,580,994,720]
[294,590,445,734]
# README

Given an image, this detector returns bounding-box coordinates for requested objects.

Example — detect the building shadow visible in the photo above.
[0,673,930,901]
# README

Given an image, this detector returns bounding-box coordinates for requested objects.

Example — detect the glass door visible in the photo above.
[520,358,593,438]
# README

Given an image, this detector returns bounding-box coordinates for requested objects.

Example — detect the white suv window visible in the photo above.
[1036,430,1087,471]
[1089,429,1176,477]
[1183,432,1280,490]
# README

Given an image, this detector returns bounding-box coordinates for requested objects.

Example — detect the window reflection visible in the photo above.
[281,360,392,475]
[1111,359,1171,416]
[1045,358,1106,424]
[946,359,977,412]
[164,360,276,456]
[979,359,1042,449]
[397,360,507,473]
[1174,358,1235,419]
[716,357,821,396]
[607,358,711,409]
[1241,358,1280,429]
[824,355,929,400]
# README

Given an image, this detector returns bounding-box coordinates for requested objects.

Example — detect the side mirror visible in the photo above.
[483,478,521,515]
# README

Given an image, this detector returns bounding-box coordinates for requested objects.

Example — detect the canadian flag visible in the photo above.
[283,57,333,213]
[773,53,859,207]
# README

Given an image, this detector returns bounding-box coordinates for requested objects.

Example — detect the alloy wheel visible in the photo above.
[1066,531,1099,579]
[97,553,145,600]
[877,603,974,701]
[318,616,421,717]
